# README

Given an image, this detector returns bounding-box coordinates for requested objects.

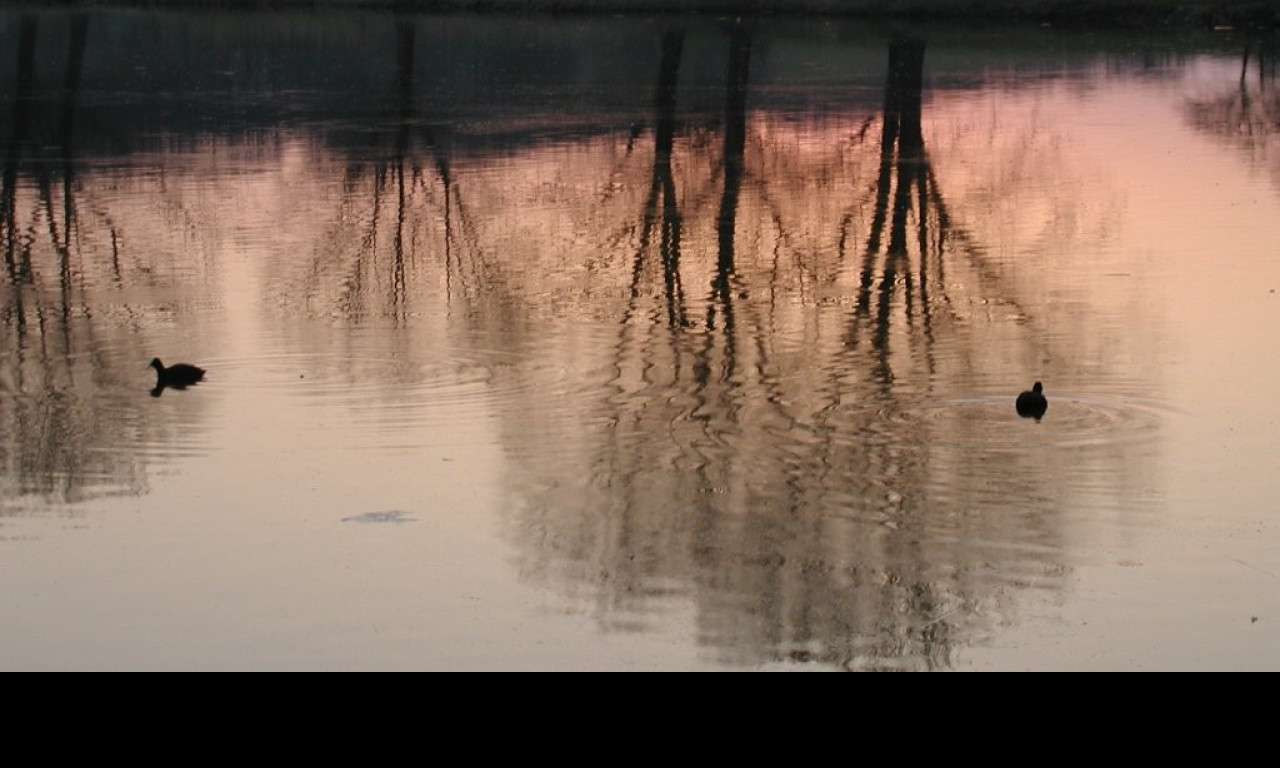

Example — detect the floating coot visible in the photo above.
[150,358,206,396]
[1016,381,1048,421]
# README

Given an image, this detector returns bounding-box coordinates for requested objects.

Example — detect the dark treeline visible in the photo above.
[2,0,1277,28]
[0,8,1267,165]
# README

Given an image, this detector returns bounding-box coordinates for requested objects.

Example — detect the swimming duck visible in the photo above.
[150,358,206,390]
[1016,381,1047,420]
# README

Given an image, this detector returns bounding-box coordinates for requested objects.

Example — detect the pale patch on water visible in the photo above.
[342,511,417,523]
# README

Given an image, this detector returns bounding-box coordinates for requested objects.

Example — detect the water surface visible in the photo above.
[2,10,1279,670]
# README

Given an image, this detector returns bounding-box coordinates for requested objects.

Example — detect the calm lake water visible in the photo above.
[2,9,1279,670]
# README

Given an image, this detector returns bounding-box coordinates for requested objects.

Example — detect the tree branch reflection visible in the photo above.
[1184,40,1280,186]
[1,13,182,513]
[0,12,1164,667]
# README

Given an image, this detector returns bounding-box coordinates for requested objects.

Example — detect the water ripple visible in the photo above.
[862,391,1170,452]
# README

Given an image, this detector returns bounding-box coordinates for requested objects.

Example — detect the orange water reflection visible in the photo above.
[2,11,1278,669]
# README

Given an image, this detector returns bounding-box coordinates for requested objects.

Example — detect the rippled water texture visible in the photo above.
[2,10,1279,670]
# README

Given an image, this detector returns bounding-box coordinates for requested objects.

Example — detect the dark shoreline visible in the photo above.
[3,1,1278,30]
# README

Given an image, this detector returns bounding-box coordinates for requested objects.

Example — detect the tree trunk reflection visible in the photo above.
[1,14,157,511]
[0,12,1160,668]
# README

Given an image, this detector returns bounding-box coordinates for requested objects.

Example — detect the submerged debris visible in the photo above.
[342,510,416,524]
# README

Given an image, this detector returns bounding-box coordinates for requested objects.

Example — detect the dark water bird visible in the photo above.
[1016,381,1048,421]
[150,358,205,396]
